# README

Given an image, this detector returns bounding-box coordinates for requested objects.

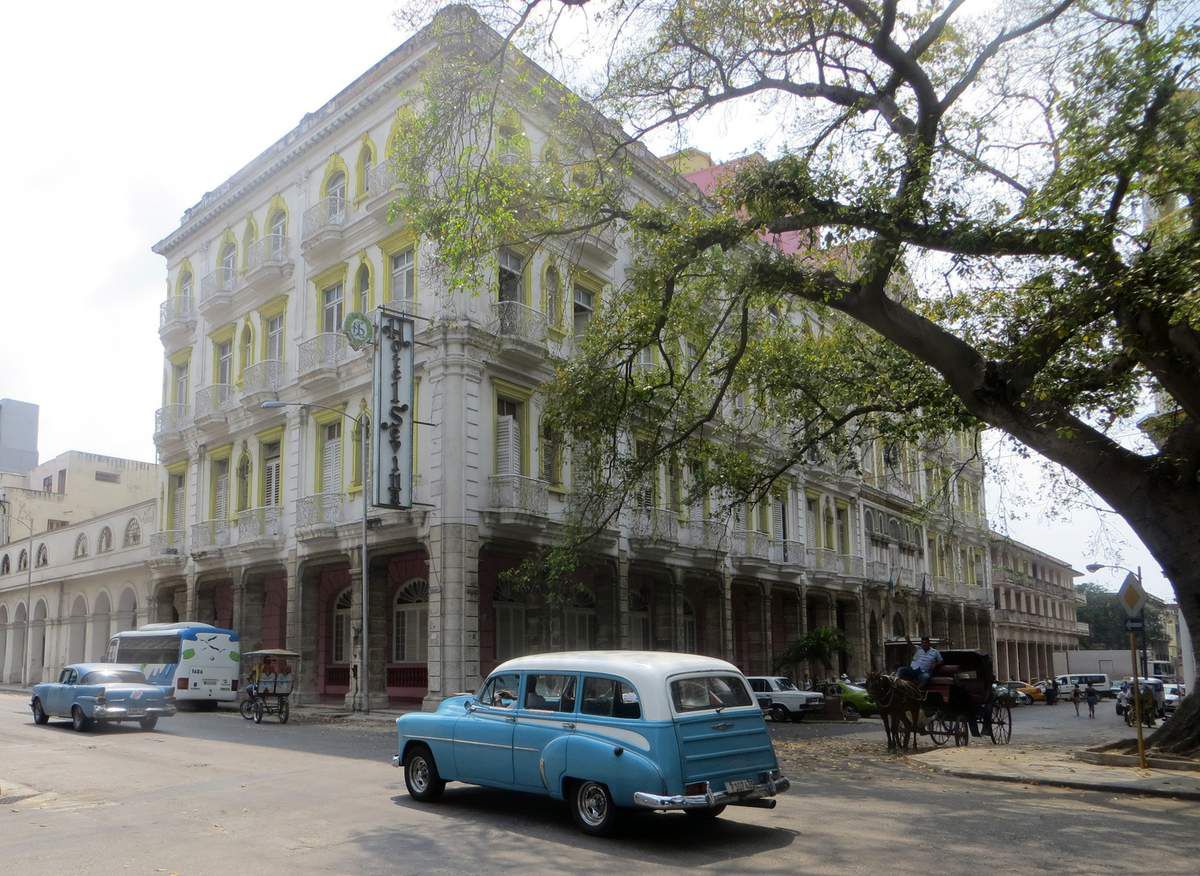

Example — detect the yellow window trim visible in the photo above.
[495,244,532,306]
[314,407,347,494]
[165,459,189,476]
[168,346,193,367]
[241,215,259,270]
[354,134,377,203]
[352,253,375,311]
[209,323,237,344]
[259,294,288,318]
[350,401,371,487]
[257,431,285,508]
[313,263,349,333]
[215,228,238,271]
[542,259,566,334]
[255,424,286,443]
[208,443,234,460]
[492,380,531,476]
[174,258,194,298]
[265,193,289,237]
[319,153,349,199]
[379,227,419,305]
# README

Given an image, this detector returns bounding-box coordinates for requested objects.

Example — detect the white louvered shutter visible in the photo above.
[772,498,786,540]
[171,476,185,530]
[322,424,342,493]
[213,460,229,520]
[495,415,519,475]
[264,451,280,506]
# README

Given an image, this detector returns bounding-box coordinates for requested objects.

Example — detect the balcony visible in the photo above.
[147,530,186,571]
[194,384,237,427]
[301,195,348,256]
[486,475,549,522]
[731,530,772,570]
[866,559,891,583]
[807,547,839,575]
[296,493,350,541]
[236,506,283,553]
[630,508,679,557]
[489,300,548,360]
[154,404,190,444]
[839,554,865,577]
[241,359,285,404]
[364,163,402,216]
[199,268,236,317]
[683,519,727,554]
[298,333,357,387]
[243,235,294,293]
[771,539,806,568]
[190,519,231,556]
[159,296,195,341]
[1074,621,1090,637]
[573,222,619,262]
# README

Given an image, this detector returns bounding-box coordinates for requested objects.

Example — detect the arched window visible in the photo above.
[239,324,254,376]
[268,209,287,258]
[392,578,429,663]
[236,452,252,513]
[358,143,374,195]
[494,580,526,661]
[97,527,113,553]
[543,265,561,328]
[18,549,28,571]
[1,554,9,575]
[326,171,346,210]
[564,590,596,651]
[629,589,651,650]
[124,518,141,547]
[35,544,48,567]
[74,533,89,559]
[219,242,237,285]
[333,587,353,664]
[892,612,906,639]
[682,598,697,653]
[179,269,193,301]
[355,262,371,312]
[351,413,371,487]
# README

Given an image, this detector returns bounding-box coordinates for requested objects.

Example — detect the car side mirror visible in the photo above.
[465,699,477,713]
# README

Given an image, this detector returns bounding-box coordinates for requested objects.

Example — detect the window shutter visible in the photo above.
[171,477,185,530]
[772,499,785,540]
[214,461,229,520]
[265,456,280,506]
[495,415,519,476]
[322,425,342,493]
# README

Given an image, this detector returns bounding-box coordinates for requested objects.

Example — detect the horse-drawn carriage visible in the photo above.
[868,649,1012,749]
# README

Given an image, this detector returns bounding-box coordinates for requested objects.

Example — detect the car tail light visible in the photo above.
[684,782,709,796]
[177,677,189,690]
[231,679,239,692]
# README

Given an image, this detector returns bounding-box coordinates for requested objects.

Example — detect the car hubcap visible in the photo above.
[579,782,607,826]
[410,757,429,792]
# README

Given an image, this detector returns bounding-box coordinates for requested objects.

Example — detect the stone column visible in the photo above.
[241,571,264,652]
[367,556,389,708]
[231,573,246,643]
[857,588,870,678]
[345,550,365,711]
[761,583,773,676]
[177,577,191,623]
[720,569,734,662]
[616,554,630,649]
[423,522,481,708]
[671,568,685,651]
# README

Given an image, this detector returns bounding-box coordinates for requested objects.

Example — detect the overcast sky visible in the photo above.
[0,1,1177,601]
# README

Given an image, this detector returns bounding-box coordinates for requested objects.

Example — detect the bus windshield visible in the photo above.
[117,635,182,664]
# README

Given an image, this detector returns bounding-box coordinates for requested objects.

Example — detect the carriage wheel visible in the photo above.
[989,702,1012,745]
[953,720,970,747]
[926,716,953,747]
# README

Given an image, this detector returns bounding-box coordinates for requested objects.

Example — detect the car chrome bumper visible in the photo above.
[94,705,177,718]
[391,754,402,767]
[633,770,790,810]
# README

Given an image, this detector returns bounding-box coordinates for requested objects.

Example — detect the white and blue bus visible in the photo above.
[103,623,240,702]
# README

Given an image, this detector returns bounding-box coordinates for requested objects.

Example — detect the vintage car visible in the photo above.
[746,675,824,721]
[30,663,177,731]
[392,651,790,835]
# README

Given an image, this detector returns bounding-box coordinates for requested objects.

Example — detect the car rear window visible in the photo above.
[671,675,753,713]
[82,670,147,684]
[581,676,641,719]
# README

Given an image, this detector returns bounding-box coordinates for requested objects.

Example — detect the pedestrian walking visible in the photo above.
[1085,683,1098,718]
[1071,684,1081,717]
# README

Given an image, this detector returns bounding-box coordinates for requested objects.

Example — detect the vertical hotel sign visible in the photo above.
[372,313,415,509]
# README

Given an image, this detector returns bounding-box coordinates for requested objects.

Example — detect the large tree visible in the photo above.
[389,1,1200,752]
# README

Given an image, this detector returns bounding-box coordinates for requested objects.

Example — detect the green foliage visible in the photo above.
[1075,582,1171,652]
[773,627,850,675]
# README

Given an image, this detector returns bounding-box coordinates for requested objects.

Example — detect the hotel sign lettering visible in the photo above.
[372,313,415,509]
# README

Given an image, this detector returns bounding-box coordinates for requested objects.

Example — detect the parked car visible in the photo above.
[746,676,824,722]
[1008,680,1045,702]
[392,651,790,835]
[998,681,1033,705]
[823,681,877,717]
[1163,683,1184,714]
[993,683,1031,706]
[30,664,177,731]
[1107,680,1125,700]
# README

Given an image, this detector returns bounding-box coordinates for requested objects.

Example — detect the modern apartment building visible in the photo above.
[0,398,38,475]
[988,535,1088,681]
[144,11,994,708]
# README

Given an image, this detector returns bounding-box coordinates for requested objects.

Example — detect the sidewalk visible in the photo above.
[911,744,1200,800]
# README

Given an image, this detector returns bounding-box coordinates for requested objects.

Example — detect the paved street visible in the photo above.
[2,691,1197,875]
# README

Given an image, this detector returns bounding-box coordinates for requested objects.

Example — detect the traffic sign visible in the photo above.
[1124,616,1145,632]
[1117,572,1146,618]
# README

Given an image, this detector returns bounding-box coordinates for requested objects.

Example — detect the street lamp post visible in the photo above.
[262,400,371,712]
[1,499,35,687]
[1086,561,1149,768]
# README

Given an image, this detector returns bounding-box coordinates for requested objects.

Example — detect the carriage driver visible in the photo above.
[897,635,942,687]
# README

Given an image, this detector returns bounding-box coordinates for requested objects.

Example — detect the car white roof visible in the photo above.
[493,651,746,720]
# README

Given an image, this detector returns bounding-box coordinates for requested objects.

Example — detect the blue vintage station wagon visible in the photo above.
[392,651,790,834]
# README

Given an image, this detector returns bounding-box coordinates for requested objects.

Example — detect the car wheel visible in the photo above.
[769,704,790,723]
[790,710,806,723]
[685,804,727,819]
[71,706,93,732]
[139,717,158,731]
[571,780,618,836]
[404,744,445,802]
[31,699,49,725]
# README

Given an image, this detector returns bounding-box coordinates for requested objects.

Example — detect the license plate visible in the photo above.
[204,678,219,685]
[725,779,754,794]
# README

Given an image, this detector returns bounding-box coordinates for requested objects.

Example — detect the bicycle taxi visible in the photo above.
[240,649,297,724]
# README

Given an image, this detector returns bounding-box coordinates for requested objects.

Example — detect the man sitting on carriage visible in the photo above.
[896,635,942,688]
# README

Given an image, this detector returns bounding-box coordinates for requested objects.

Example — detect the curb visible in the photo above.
[920,763,1200,801]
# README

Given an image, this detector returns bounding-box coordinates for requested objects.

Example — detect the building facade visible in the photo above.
[144,15,994,709]
[0,398,38,476]
[988,535,1088,682]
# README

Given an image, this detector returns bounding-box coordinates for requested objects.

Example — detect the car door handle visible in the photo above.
[562,722,576,730]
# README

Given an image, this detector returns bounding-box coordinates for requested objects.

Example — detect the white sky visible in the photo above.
[0,1,1177,601]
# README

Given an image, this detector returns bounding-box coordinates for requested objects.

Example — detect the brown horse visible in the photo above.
[865,672,924,752]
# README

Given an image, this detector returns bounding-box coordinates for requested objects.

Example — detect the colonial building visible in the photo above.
[145,11,993,709]
[988,535,1088,682]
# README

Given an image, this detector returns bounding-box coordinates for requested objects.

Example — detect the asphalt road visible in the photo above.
[1,691,1196,875]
